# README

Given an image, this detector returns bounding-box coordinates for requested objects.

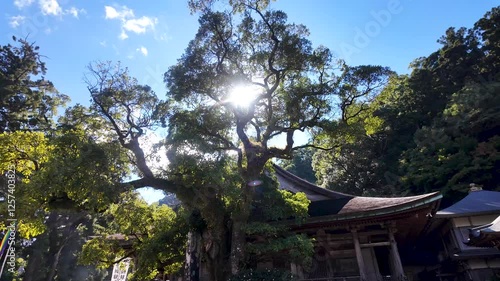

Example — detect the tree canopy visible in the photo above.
[0,37,68,133]
[163,3,392,277]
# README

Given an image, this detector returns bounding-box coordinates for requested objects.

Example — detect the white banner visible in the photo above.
[111,258,131,281]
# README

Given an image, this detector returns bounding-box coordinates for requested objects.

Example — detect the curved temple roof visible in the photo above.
[273,164,442,220]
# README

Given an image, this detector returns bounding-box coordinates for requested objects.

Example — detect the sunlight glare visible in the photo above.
[228,85,261,108]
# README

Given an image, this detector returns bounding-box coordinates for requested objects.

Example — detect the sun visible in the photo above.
[228,84,261,108]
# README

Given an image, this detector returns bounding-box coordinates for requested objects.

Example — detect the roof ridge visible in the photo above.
[273,164,353,199]
[355,192,441,200]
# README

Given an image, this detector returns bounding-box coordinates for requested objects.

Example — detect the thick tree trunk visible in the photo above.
[203,227,228,281]
[230,219,247,275]
[229,167,260,276]
[185,231,202,281]
[22,248,42,281]
[46,243,66,281]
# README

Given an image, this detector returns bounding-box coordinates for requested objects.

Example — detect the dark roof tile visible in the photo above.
[436,190,500,218]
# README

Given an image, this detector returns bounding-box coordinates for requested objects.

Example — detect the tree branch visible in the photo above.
[123,177,177,194]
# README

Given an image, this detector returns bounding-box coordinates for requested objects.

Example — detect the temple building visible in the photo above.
[274,165,443,281]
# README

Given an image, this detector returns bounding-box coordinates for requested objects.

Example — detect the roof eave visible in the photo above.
[301,192,443,225]
[435,210,500,219]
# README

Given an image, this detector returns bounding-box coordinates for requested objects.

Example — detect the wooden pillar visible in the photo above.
[351,229,367,281]
[388,228,405,281]
[290,262,303,279]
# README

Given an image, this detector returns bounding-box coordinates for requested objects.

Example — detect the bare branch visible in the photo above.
[249,119,261,142]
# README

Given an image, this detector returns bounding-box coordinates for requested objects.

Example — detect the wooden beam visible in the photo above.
[351,229,367,281]
[360,241,390,248]
[307,229,389,241]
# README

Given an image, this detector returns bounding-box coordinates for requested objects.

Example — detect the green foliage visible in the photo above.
[0,38,113,280]
[0,131,52,180]
[401,83,500,202]
[0,131,49,238]
[281,148,317,184]
[0,36,69,133]
[164,7,341,167]
[3,4,496,281]
[242,168,313,267]
[40,130,129,208]
[79,192,188,280]
[228,268,297,281]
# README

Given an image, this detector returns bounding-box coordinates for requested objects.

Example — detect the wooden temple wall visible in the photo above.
[289,223,407,281]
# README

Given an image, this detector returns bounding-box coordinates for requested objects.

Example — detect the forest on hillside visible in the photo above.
[0,1,498,280]
[284,5,499,208]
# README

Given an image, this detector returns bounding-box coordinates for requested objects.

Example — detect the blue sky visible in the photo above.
[2,1,497,106]
[1,0,497,202]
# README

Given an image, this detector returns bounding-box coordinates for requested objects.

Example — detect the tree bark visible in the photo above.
[46,242,66,281]
[22,248,41,281]
[203,225,229,281]
[185,231,202,281]
[229,167,260,276]
[230,219,247,276]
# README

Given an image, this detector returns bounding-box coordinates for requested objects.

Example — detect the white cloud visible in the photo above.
[105,5,133,20]
[104,6,118,19]
[99,41,107,47]
[39,0,62,16]
[137,46,148,56]
[65,7,86,18]
[123,16,156,34]
[104,5,157,40]
[14,0,35,9]
[13,0,84,20]
[119,30,129,40]
[9,15,26,28]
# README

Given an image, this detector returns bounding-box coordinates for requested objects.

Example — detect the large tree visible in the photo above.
[0,38,120,280]
[163,3,392,278]
[79,2,391,279]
